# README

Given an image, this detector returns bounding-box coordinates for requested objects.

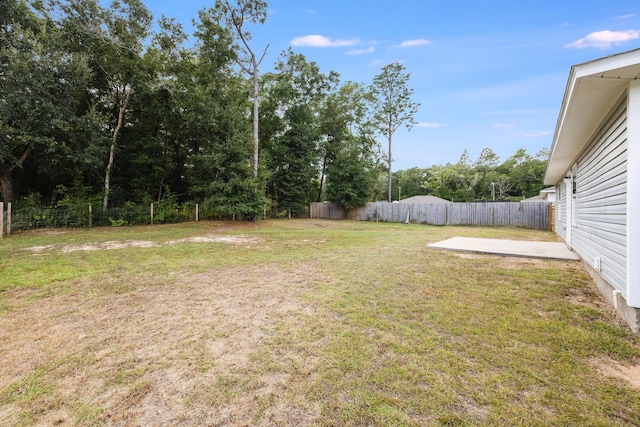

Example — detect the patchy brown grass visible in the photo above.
[1,220,640,426]
[1,263,324,425]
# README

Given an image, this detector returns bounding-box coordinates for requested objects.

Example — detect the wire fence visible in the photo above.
[6,203,195,232]
[0,201,310,236]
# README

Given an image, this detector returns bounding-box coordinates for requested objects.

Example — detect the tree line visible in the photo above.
[390,147,549,202]
[1,0,547,220]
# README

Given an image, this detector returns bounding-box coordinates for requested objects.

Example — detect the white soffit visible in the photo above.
[544,48,640,185]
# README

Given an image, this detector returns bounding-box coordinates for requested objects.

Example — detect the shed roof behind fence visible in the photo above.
[398,195,452,204]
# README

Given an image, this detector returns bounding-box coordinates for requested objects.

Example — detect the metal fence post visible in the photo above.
[7,202,10,235]
[89,203,93,228]
[150,203,154,225]
[0,202,3,239]
[195,203,199,223]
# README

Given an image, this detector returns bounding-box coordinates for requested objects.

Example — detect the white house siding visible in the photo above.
[556,180,567,241]
[572,98,628,295]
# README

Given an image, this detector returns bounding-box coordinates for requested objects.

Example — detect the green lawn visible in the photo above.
[1,220,639,426]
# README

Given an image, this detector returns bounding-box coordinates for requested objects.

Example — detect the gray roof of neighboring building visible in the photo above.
[398,195,452,204]
[521,195,544,203]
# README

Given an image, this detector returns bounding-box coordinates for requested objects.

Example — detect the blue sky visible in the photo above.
[143,0,640,170]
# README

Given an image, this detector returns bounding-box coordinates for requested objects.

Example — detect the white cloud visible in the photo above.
[617,14,635,19]
[346,46,375,55]
[291,35,359,48]
[522,131,550,138]
[397,39,431,48]
[416,122,443,128]
[565,29,640,49]
[492,123,516,129]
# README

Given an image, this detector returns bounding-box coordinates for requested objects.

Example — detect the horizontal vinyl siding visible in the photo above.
[573,98,628,295]
[556,181,567,241]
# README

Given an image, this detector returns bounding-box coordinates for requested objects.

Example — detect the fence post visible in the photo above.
[289,207,291,219]
[89,203,93,228]
[150,203,154,225]
[195,203,199,223]
[0,202,3,239]
[7,202,10,235]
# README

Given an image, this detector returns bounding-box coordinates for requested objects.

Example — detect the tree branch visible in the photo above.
[8,147,32,174]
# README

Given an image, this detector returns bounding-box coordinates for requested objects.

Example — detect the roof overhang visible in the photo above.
[544,48,640,185]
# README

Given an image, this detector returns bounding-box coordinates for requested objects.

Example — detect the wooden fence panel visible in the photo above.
[309,202,346,219]
[309,201,551,230]
[403,203,448,225]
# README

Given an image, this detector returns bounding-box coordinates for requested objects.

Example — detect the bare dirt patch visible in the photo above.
[62,240,157,252]
[592,358,640,389]
[0,264,321,425]
[166,235,262,246]
[21,234,263,253]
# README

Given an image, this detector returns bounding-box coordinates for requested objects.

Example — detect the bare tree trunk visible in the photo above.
[252,64,259,177]
[0,148,31,204]
[0,170,13,204]
[103,87,132,212]
[227,4,268,178]
[387,129,393,203]
[318,156,327,202]
[157,175,164,202]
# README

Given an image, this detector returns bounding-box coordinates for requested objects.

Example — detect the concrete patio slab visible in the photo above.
[428,237,580,261]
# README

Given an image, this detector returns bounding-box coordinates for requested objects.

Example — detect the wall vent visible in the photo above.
[594,256,602,272]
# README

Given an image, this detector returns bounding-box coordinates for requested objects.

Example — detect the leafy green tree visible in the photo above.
[186,7,265,218]
[415,147,548,202]
[458,149,471,167]
[496,148,548,200]
[370,62,419,202]
[394,167,428,200]
[60,0,153,211]
[472,147,500,199]
[474,147,499,175]
[0,0,90,203]
[319,81,378,202]
[262,49,337,214]
[325,141,377,209]
[422,162,475,202]
[317,88,348,201]
[1,1,552,216]
[268,105,319,213]
[117,16,191,202]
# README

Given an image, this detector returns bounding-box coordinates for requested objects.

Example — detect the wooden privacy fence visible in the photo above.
[309,201,551,230]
